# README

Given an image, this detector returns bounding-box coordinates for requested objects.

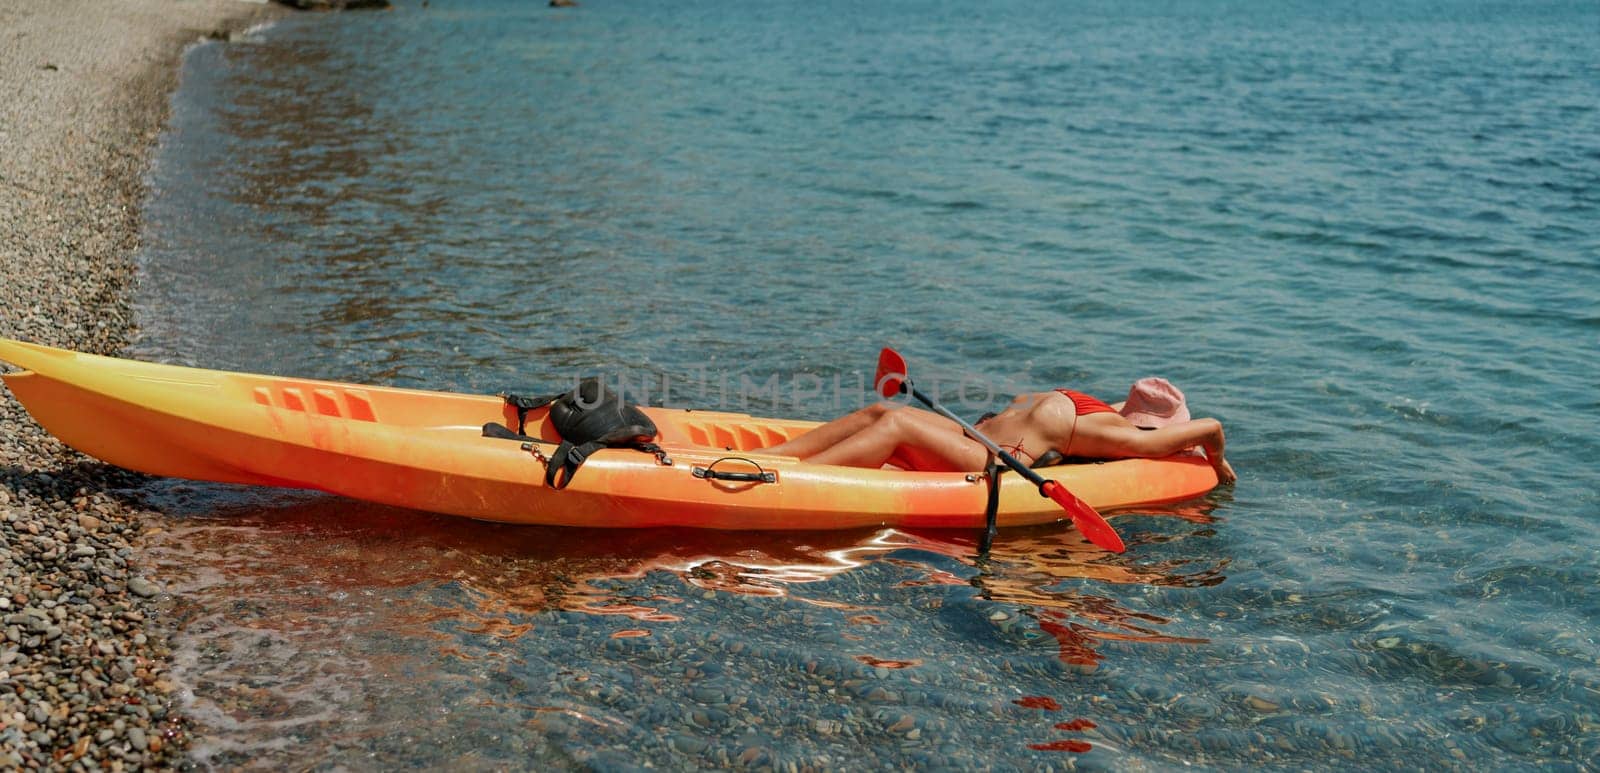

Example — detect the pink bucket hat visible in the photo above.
[1120,377,1190,428]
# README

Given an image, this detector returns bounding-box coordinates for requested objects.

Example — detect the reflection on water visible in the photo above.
[140,485,1224,768]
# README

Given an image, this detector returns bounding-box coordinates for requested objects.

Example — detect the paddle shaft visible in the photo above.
[901,383,1051,489]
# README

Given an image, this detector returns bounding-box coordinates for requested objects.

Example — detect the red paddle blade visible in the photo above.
[875,347,907,399]
[1042,481,1125,553]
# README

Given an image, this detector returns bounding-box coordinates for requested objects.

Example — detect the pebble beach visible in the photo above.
[0,1,281,767]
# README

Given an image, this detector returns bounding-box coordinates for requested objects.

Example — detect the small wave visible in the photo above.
[850,110,941,123]
[1367,222,1492,246]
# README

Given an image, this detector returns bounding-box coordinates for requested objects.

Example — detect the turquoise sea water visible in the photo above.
[129,0,1599,768]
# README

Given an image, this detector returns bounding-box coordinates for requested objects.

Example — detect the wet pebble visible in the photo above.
[126,577,160,598]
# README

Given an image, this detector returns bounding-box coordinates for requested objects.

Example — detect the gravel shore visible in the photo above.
[1,1,283,767]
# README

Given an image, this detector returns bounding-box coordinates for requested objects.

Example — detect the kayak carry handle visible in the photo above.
[692,457,777,484]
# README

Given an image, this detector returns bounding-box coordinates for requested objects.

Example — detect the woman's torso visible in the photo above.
[972,390,1105,463]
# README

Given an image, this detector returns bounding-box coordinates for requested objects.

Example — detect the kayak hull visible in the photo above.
[0,339,1219,531]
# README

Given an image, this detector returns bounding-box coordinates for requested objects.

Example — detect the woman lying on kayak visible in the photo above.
[762,377,1237,484]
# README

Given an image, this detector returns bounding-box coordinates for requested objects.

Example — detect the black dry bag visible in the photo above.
[497,378,663,489]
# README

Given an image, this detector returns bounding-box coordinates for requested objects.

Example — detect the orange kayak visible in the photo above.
[0,338,1218,531]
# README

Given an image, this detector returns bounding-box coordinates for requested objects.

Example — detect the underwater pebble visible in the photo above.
[1244,695,1281,713]
[126,577,160,598]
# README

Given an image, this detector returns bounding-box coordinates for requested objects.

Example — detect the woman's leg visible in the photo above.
[761,403,892,458]
[804,407,988,471]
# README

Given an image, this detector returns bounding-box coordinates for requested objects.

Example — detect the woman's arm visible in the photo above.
[1128,419,1236,484]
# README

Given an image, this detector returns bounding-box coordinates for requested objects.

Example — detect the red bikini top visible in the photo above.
[1054,389,1117,416]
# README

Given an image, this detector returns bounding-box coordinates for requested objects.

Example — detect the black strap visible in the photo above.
[482,422,535,442]
[501,392,561,436]
[545,439,671,490]
[981,457,1003,553]
[546,439,602,489]
[1030,449,1065,469]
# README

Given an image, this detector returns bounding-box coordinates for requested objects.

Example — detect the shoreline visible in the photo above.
[0,1,286,767]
